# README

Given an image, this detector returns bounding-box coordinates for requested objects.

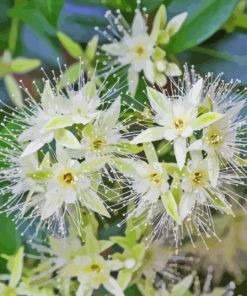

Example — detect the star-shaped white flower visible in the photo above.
[132,80,224,170]
[102,6,187,95]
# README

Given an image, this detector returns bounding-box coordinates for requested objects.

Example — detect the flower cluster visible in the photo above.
[0,220,236,296]
[0,2,247,295]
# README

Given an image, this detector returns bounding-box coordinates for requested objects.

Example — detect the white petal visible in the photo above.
[104,277,124,296]
[131,126,165,144]
[101,42,126,56]
[207,152,219,187]
[189,139,203,151]
[21,136,51,157]
[181,125,193,137]
[163,129,177,141]
[147,86,171,115]
[187,78,203,106]
[42,190,63,220]
[179,193,196,221]
[128,69,139,96]
[132,10,146,36]
[101,98,121,130]
[174,137,187,170]
[166,12,188,36]
[143,59,155,84]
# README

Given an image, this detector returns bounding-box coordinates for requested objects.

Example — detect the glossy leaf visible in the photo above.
[166,0,239,53]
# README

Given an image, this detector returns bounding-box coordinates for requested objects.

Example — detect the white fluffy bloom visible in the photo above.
[100,5,187,94]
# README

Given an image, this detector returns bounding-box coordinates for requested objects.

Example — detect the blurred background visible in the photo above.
[0,0,247,294]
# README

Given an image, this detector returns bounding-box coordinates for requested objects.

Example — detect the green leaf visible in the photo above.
[0,214,21,273]
[11,58,41,74]
[166,0,239,53]
[4,75,23,107]
[8,6,56,38]
[191,112,224,130]
[161,191,180,223]
[57,31,83,59]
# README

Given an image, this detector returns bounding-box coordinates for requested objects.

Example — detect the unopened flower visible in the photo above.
[100,5,187,95]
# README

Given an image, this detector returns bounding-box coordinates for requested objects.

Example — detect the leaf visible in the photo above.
[161,191,180,223]
[0,214,21,273]
[166,0,239,53]
[191,112,224,130]
[57,31,83,59]
[4,75,23,107]
[8,6,56,38]
[11,58,41,74]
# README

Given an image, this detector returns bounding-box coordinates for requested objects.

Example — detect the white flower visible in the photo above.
[18,78,103,157]
[40,148,110,221]
[114,143,180,226]
[179,152,233,221]
[31,227,124,296]
[101,6,187,94]
[78,98,122,159]
[132,80,224,170]
[189,75,247,186]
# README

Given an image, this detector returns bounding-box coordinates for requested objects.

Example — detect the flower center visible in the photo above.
[92,139,104,150]
[192,172,203,184]
[205,128,223,148]
[63,172,74,184]
[174,118,184,129]
[89,263,101,272]
[148,172,162,186]
[135,46,145,56]
[189,169,208,188]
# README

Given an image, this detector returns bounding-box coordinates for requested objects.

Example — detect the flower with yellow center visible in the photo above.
[101,6,187,95]
[132,80,224,170]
